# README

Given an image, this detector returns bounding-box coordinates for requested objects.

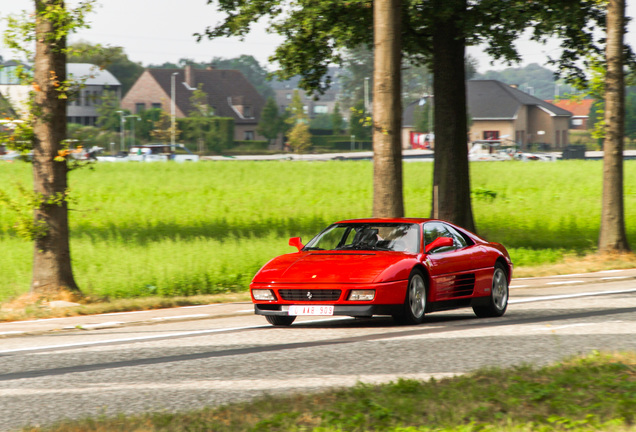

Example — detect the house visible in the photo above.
[545,98,594,130]
[402,99,433,149]
[0,58,31,117]
[67,63,122,126]
[122,65,265,142]
[0,60,121,124]
[467,80,572,149]
[271,68,343,119]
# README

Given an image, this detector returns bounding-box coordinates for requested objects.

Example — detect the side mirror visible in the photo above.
[424,236,454,254]
[289,237,304,252]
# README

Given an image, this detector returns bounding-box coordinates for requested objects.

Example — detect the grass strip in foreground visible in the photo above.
[19,351,636,432]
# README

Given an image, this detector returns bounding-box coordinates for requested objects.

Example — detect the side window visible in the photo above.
[445,225,469,249]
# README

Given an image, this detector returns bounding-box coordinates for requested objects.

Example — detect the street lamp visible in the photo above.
[124,115,140,149]
[364,77,370,113]
[116,110,124,153]
[171,72,178,147]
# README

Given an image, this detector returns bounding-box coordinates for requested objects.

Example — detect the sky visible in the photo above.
[1,0,636,74]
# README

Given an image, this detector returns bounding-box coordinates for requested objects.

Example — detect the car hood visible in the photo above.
[252,251,413,284]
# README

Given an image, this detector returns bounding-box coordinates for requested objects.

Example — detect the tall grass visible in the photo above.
[0,160,634,301]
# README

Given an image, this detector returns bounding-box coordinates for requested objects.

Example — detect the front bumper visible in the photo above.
[251,280,408,317]
[254,304,403,317]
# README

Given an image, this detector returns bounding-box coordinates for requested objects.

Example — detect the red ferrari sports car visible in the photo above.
[250,218,512,326]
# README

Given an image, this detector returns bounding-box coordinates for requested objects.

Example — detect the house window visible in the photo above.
[152,103,162,109]
[136,103,146,113]
[244,131,255,140]
[244,106,253,117]
[572,119,583,126]
[483,131,499,141]
[313,105,328,114]
[286,93,292,100]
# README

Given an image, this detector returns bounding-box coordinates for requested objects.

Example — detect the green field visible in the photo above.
[1,159,635,302]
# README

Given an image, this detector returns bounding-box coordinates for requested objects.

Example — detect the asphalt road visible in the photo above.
[0,272,635,431]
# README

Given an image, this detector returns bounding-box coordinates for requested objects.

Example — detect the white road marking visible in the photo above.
[151,314,209,321]
[0,325,268,355]
[0,316,349,355]
[537,323,595,330]
[546,280,584,285]
[601,276,630,281]
[509,287,636,304]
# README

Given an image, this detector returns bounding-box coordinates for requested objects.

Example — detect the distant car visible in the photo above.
[251,218,512,326]
[128,144,200,162]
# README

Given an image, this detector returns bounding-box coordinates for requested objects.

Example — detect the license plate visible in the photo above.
[288,305,334,316]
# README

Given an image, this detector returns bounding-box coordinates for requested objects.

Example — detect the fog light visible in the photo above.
[252,289,275,301]
[348,289,375,301]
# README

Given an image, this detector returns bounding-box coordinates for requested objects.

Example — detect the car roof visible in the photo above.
[335,218,434,224]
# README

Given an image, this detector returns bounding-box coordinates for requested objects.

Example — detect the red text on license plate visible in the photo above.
[288,305,334,316]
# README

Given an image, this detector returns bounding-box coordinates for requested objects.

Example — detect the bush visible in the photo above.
[178,117,234,153]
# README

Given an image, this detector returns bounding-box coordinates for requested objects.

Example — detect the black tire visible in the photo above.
[265,315,296,326]
[393,269,427,325]
[473,263,509,318]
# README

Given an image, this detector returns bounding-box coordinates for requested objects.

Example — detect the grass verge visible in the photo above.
[0,292,251,323]
[17,351,636,432]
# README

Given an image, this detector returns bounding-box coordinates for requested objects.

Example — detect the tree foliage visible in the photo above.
[95,90,122,131]
[287,121,312,153]
[199,0,611,229]
[257,97,284,145]
[331,102,344,134]
[150,110,180,144]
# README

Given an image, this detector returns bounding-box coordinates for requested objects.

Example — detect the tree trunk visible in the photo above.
[430,0,475,232]
[31,0,80,296]
[372,0,404,218]
[599,0,630,252]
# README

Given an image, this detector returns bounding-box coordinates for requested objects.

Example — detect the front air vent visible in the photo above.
[279,289,342,301]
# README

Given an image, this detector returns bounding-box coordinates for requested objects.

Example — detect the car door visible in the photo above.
[423,222,490,301]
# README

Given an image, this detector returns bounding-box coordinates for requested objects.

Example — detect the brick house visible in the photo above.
[402,80,572,150]
[122,65,265,142]
[467,80,572,149]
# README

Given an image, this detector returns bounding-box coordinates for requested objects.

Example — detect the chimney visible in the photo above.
[185,65,195,87]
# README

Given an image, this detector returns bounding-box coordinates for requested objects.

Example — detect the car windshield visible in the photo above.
[304,223,420,253]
